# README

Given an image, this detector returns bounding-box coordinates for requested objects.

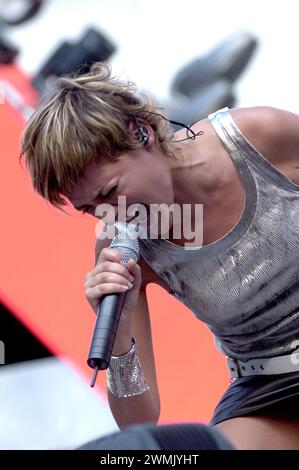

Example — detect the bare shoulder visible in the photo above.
[229,106,299,169]
[94,236,168,291]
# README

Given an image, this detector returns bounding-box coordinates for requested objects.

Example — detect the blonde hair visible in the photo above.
[20,62,176,209]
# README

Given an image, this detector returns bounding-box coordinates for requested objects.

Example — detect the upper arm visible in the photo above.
[230,106,299,171]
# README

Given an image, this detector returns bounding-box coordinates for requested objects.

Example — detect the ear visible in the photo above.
[129,119,153,147]
[128,120,139,138]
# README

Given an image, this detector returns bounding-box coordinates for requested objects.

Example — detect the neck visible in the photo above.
[168,138,210,207]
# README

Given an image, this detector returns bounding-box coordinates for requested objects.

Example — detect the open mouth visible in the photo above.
[116,204,151,225]
[126,215,138,223]
[126,212,151,229]
[126,210,142,223]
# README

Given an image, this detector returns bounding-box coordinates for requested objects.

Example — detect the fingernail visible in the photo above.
[129,275,134,282]
[127,282,133,288]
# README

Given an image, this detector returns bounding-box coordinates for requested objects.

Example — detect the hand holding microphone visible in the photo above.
[84,223,142,386]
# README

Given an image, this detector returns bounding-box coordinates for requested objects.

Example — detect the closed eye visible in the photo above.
[81,186,117,215]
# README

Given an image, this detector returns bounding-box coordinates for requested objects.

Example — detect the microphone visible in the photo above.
[87,222,140,387]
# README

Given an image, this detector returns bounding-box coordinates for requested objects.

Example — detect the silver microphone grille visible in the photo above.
[109,222,140,263]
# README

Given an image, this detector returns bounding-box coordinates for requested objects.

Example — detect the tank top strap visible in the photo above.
[208,107,299,192]
[208,107,256,202]
[210,106,261,163]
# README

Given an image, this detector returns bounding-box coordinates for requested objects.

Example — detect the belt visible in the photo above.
[227,349,299,379]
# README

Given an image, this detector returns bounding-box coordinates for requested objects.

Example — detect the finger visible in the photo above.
[98,247,122,264]
[125,262,141,289]
[85,282,130,300]
[90,261,134,282]
[126,258,140,275]
[85,272,133,289]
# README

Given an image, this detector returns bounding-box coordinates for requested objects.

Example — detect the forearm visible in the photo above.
[107,386,160,430]
[107,308,160,430]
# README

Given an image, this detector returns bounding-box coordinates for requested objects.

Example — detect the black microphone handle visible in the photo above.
[87,290,127,371]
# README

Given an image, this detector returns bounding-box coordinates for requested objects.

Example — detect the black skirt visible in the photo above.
[209,371,299,426]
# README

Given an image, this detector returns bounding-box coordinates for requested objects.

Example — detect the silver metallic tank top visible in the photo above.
[138,107,299,360]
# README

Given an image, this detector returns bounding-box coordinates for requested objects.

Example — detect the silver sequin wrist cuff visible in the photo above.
[106,338,150,398]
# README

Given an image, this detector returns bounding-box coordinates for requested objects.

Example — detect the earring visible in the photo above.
[134,117,149,145]
[140,127,149,145]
